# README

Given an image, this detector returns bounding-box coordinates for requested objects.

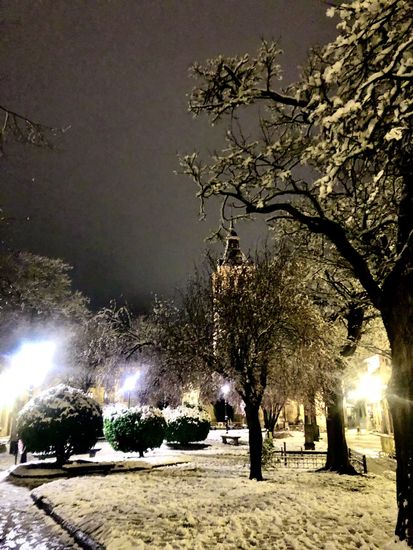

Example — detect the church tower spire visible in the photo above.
[219,222,247,267]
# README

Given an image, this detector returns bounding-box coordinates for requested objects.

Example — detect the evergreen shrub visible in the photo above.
[164,404,211,444]
[261,437,282,468]
[17,384,103,466]
[103,405,166,457]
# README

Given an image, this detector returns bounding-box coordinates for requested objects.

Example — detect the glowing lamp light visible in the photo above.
[121,372,140,394]
[221,383,230,396]
[10,341,56,388]
[359,373,384,403]
[121,372,140,408]
[365,354,380,374]
[0,340,56,407]
[0,369,22,407]
[348,373,385,404]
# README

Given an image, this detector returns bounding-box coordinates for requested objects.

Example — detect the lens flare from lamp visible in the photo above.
[121,372,140,394]
[10,341,56,388]
[221,383,230,396]
[365,354,380,374]
[348,373,384,403]
[0,340,56,407]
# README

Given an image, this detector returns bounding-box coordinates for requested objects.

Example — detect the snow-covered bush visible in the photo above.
[164,404,210,445]
[103,405,166,457]
[17,384,103,466]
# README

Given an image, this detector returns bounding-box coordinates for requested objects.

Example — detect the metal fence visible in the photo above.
[267,442,367,473]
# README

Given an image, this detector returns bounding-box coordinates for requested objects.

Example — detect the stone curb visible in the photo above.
[31,492,104,550]
[10,457,189,479]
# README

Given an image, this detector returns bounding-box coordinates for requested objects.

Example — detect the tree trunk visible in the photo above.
[322,382,357,475]
[310,397,320,441]
[55,445,66,468]
[245,400,263,481]
[304,396,318,449]
[320,303,365,474]
[304,403,315,450]
[263,403,283,436]
[382,283,413,545]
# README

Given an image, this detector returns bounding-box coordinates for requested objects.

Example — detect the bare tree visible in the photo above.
[67,301,145,392]
[153,246,337,480]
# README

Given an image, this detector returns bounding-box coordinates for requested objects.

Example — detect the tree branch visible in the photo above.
[245,201,383,309]
[257,89,308,108]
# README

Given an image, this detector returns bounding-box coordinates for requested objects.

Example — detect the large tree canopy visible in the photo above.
[182,0,411,307]
[181,0,413,543]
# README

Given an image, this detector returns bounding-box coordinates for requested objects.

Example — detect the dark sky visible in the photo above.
[0,1,337,311]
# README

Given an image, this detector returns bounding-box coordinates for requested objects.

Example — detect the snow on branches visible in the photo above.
[307,0,412,194]
[181,0,412,308]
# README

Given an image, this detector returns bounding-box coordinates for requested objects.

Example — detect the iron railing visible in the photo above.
[266,442,367,473]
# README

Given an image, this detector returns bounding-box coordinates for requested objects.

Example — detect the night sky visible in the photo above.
[0,1,336,311]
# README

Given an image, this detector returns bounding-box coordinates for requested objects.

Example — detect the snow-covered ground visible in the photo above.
[30,429,402,550]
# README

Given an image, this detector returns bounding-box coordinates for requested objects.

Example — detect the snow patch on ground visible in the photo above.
[32,433,398,550]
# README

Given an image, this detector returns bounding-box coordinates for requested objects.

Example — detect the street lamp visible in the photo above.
[121,372,140,408]
[221,383,230,433]
[0,340,56,407]
[10,341,56,392]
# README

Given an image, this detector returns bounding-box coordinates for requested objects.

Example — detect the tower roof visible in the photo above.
[219,226,247,266]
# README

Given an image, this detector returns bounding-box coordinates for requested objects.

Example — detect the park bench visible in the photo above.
[88,447,101,457]
[221,435,240,446]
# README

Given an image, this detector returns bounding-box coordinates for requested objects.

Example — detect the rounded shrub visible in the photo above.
[164,404,211,445]
[17,384,103,466]
[103,405,166,457]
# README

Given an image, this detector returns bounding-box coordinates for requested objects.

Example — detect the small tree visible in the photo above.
[143,297,219,407]
[153,246,337,480]
[17,384,102,467]
[164,404,211,445]
[103,405,166,457]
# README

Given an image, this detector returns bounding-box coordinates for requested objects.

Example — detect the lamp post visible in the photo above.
[221,383,230,433]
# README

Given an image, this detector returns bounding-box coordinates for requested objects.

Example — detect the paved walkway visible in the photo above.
[0,477,80,549]
[0,452,80,550]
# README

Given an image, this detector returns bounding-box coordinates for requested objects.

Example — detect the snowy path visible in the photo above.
[0,474,80,549]
[0,450,80,550]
